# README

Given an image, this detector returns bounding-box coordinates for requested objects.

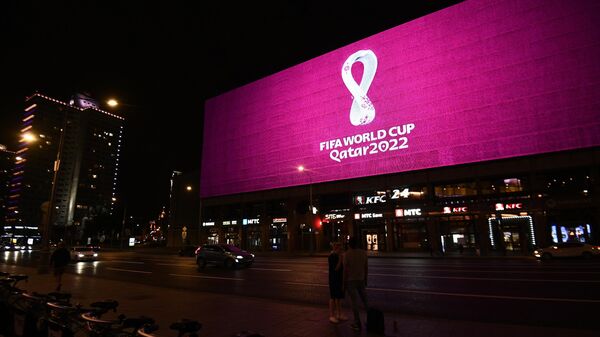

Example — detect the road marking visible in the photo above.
[286,282,327,287]
[104,260,145,264]
[369,273,600,283]
[155,263,196,267]
[369,263,600,270]
[368,267,600,274]
[249,268,291,272]
[285,282,600,303]
[169,273,244,281]
[106,267,151,274]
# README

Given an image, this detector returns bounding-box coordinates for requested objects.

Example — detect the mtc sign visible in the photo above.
[495,203,523,211]
[395,208,422,217]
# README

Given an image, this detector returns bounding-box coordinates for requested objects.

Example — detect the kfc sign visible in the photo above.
[443,207,468,214]
[495,203,523,211]
[354,194,386,205]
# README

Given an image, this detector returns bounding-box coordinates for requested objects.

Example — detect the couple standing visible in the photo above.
[328,237,369,331]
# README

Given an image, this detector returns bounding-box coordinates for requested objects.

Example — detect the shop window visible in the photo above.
[480,177,525,194]
[435,182,477,198]
[540,169,593,196]
[551,224,592,243]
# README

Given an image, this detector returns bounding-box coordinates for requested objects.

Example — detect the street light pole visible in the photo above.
[37,108,68,274]
[298,165,315,254]
[42,109,68,251]
[120,204,127,249]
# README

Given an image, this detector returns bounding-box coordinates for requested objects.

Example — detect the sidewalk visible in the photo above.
[0,263,594,337]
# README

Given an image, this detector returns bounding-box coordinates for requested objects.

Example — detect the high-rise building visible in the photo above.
[4,93,124,243]
[0,145,16,227]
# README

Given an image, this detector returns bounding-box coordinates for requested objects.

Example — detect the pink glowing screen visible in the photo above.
[201,0,600,197]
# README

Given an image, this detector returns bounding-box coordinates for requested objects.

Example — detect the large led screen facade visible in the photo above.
[201,0,600,198]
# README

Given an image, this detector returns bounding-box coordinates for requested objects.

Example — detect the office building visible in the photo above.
[196,0,600,255]
[5,93,124,243]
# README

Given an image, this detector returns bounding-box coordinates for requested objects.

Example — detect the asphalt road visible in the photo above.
[2,249,599,330]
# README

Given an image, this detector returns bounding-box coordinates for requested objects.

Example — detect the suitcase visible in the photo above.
[366,308,385,334]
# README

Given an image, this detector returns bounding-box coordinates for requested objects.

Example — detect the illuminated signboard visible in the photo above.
[222,220,238,225]
[354,194,386,205]
[202,222,215,227]
[273,218,287,223]
[201,0,600,197]
[243,218,260,225]
[355,188,422,205]
[325,214,346,220]
[443,207,468,214]
[355,213,383,219]
[495,203,523,211]
[395,208,422,217]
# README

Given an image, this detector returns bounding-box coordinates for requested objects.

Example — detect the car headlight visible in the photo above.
[78,254,84,257]
[533,250,539,254]
[236,255,244,259]
[251,253,255,258]
[93,253,98,257]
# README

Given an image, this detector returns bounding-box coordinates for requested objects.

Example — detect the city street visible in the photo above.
[1,249,599,332]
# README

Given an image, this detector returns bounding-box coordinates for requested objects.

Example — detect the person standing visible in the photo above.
[328,242,347,323]
[50,242,70,291]
[344,236,369,331]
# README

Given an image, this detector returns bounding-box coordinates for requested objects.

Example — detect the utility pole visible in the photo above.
[38,108,68,273]
[120,204,127,248]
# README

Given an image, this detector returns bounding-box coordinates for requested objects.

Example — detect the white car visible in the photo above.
[534,243,600,260]
[70,246,99,261]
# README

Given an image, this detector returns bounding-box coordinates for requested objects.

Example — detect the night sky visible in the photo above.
[0,1,462,222]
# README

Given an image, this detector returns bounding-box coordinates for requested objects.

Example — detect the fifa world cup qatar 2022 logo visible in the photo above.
[318,49,415,163]
[342,49,378,126]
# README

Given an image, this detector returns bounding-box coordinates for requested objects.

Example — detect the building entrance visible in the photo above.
[489,216,535,254]
[364,232,379,251]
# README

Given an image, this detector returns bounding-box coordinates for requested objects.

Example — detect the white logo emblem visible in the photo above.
[342,50,378,126]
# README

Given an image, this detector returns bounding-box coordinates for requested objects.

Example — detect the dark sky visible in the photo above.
[0,1,462,221]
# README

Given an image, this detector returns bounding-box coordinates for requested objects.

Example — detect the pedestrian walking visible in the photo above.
[50,241,70,291]
[343,236,369,331]
[328,242,347,323]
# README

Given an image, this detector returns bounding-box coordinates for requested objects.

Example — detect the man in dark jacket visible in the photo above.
[50,242,70,291]
[344,236,369,331]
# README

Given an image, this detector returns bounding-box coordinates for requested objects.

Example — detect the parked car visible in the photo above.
[70,246,99,261]
[195,244,254,269]
[178,245,198,257]
[534,243,600,260]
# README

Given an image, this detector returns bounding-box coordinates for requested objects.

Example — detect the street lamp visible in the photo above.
[107,99,119,108]
[20,132,37,143]
[42,113,68,251]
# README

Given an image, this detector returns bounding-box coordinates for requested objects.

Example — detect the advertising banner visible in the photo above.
[201,0,600,197]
